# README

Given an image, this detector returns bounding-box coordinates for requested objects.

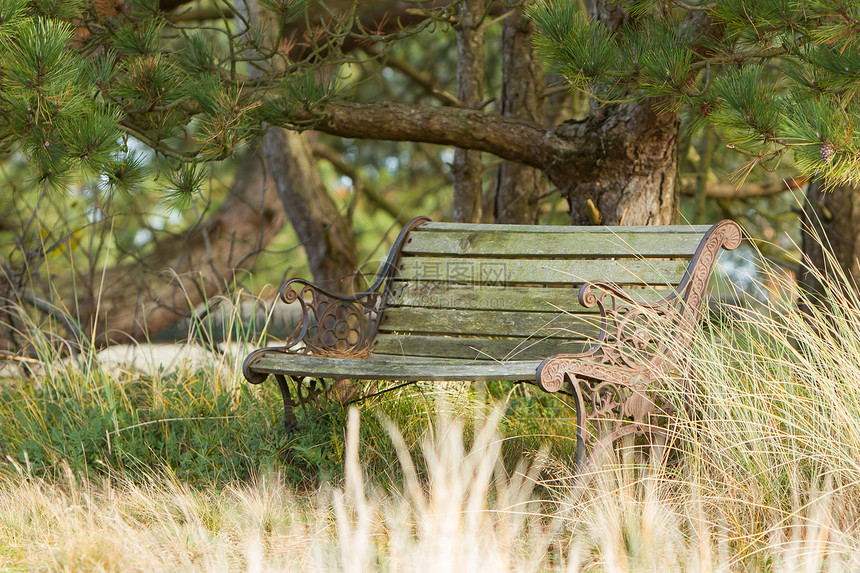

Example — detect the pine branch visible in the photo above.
[663,0,712,12]
[689,43,795,73]
[680,176,808,199]
[117,121,199,161]
[165,6,234,23]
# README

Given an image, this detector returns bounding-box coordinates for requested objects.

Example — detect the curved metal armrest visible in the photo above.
[243,347,271,384]
[577,281,684,361]
[540,220,744,395]
[536,286,679,394]
[275,216,430,356]
[277,278,386,353]
[579,219,744,319]
[578,281,680,312]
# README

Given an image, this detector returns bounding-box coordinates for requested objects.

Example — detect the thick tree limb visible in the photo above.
[298,95,679,225]
[295,101,578,170]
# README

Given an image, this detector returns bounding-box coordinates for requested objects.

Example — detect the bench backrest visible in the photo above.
[371,221,719,362]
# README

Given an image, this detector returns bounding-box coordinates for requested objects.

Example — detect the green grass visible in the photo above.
[0,362,285,485]
[0,320,580,488]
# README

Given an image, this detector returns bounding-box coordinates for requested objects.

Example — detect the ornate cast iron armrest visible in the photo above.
[537,281,681,392]
[579,280,678,312]
[577,219,744,326]
[242,217,430,384]
[537,220,744,394]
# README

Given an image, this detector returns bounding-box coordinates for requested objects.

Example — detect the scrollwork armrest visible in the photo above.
[278,277,388,355]
[580,279,686,353]
[274,216,431,357]
[537,281,687,394]
[578,281,680,312]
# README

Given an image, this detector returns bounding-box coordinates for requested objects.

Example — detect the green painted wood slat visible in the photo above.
[372,333,592,361]
[388,282,672,312]
[417,222,712,234]
[250,353,541,381]
[403,228,706,257]
[378,307,603,339]
[395,256,688,286]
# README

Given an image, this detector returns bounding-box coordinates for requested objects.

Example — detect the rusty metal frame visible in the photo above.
[271,374,331,434]
[242,216,429,399]
[535,220,743,458]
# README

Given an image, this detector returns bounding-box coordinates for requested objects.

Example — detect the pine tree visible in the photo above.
[0,0,317,200]
[527,0,860,189]
[5,1,857,204]
[528,0,860,297]
[11,0,860,343]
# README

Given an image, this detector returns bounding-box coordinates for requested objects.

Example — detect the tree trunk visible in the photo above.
[452,0,485,223]
[263,128,359,293]
[553,0,679,226]
[798,178,860,305]
[492,5,544,225]
[76,150,286,345]
[551,101,680,225]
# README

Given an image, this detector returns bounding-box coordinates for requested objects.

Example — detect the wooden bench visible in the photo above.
[243,217,742,465]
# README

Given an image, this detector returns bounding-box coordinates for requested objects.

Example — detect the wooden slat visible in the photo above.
[396,257,688,286]
[403,228,705,257]
[389,282,672,312]
[248,352,541,381]
[379,307,603,339]
[373,333,592,361]
[418,222,712,234]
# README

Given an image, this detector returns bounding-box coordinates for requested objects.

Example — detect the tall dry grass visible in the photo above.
[3,400,860,571]
[4,252,860,570]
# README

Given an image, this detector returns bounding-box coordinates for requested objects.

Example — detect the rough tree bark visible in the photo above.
[264,128,358,292]
[291,97,679,225]
[452,0,486,223]
[492,4,544,224]
[282,1,681,227]
[559,0,679,225]
[555,100,680,225]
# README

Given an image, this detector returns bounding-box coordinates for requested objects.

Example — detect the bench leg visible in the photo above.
[274,374,299,435]
[572,378,586,472]
[562,374,587,472]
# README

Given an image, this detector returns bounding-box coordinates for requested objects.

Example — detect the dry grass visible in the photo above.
[0,408,553,572]
[5,255,860,570]
[3,404,860,571]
